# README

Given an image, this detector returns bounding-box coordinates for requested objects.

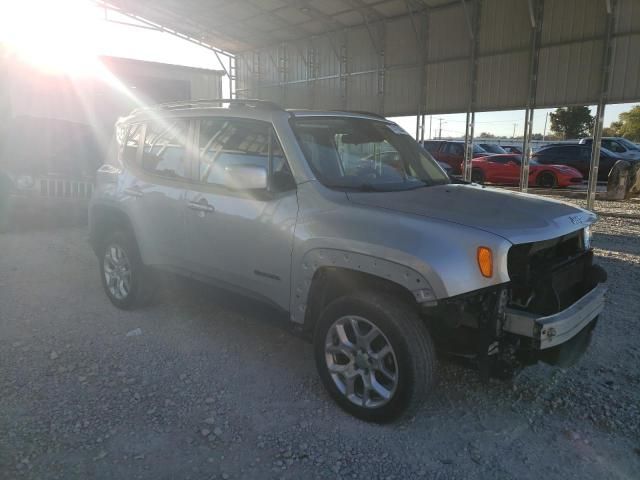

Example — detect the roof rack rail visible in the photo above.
[333,110,387,120]
[130,98,284,116]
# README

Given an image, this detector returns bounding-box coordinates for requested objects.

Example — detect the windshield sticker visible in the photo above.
[387,123,410,135]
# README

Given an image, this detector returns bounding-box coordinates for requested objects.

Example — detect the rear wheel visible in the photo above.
[314,292,436,423]
[537,171,558,188]
[99,230,155,309]
[471,169,485,184]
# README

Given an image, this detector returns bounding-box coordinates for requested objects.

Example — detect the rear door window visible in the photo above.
[142,119,190,180]
[122,124,143,166]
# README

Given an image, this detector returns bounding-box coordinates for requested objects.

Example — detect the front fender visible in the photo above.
[290,248,438,324]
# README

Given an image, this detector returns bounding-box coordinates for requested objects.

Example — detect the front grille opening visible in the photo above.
[507,230,593,315]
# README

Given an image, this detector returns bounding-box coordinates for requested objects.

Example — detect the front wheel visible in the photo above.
[537,171,558,188]
[314,292,436,423]
[99,231,155,309]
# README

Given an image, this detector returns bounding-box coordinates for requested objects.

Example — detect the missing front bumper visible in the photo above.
[503,283,606,350]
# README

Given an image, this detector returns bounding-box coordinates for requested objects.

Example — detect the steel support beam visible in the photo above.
[340,34,348,108]
[378,24,386,115]
[464,111,475,180]
[407,3,428,140]
[587,0,617,210]
[463,0,481,182]
[520,0,544,192]
[98,1,235,79]
[280,44,288,106]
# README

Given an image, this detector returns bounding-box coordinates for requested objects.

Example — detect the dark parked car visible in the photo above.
[532,144,628,181]
[578,137,640,160]
[422,140,488,174]
[0,116,102,231]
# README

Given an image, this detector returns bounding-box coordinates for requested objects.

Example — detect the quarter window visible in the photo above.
[142,119,190,179]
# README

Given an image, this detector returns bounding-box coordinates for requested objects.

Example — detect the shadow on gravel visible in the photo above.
[153,272,300,337]
[149,262,640,440]
[593,232,640,256]
[4,209,88,234]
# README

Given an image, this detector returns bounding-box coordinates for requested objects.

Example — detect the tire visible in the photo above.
[313,292,436,423]
[99,230,155,309]
[471,169,485,184]
[537,171,558,188]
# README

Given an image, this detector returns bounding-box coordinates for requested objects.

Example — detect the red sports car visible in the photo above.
[470,154,583,188]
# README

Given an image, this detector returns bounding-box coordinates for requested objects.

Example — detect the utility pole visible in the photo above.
[438,118,445,139]
[542,112,549,141]
[512,123,517,138]
[429,115,432,140]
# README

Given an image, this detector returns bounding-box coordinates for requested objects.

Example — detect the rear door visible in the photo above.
[183,117,298,310]
[122,117,193,268]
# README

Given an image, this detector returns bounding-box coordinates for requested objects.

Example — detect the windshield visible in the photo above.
[290,116,449,191]
[473,144,488,155]
[480,143,507,154]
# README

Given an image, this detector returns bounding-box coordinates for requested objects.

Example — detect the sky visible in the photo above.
[389,103,639,140]
[0,0,637,136]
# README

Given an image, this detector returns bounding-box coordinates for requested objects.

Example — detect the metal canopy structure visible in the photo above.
[105,0,640,208]
[108,0,640,112]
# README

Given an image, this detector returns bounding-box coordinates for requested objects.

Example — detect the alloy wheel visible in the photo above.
[324,316,399,408]
[103,244,132,300]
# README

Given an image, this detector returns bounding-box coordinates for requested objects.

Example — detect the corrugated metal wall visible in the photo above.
[236,0,640,116]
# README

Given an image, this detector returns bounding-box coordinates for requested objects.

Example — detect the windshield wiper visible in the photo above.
[403,181,436,190]
[327,180,443,192]
[345,183,387,192]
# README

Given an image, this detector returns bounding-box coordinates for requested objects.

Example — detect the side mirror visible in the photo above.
[224,164,267,190]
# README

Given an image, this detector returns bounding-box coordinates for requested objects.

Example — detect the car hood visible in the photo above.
[346,184,595,244]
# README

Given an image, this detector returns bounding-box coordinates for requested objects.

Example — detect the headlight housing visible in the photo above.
[583,226,592,250]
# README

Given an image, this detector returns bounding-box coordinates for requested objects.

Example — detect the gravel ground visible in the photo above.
[1,197,639,480]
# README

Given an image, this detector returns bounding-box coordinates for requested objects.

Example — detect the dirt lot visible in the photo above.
[1,198,639,480]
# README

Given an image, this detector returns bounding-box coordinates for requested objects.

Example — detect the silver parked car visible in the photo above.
[90,100,607,422]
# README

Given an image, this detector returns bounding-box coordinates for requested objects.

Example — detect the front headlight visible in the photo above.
[15,175,35,190]
[583,226,592,250]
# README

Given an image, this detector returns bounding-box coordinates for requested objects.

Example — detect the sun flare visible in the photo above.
[0,0,102,76]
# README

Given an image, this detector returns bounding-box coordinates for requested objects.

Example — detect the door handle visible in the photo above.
[188,199,215,213]
[124,186,143,198]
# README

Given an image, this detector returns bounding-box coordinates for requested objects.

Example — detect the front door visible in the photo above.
[184,117,298,310]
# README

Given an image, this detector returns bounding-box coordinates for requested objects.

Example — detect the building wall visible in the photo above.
[4,55,223,148]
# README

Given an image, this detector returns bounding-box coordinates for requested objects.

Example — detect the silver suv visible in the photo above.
[90,100,607,422]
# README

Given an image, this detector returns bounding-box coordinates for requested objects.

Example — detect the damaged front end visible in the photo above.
[424,228,607,377]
